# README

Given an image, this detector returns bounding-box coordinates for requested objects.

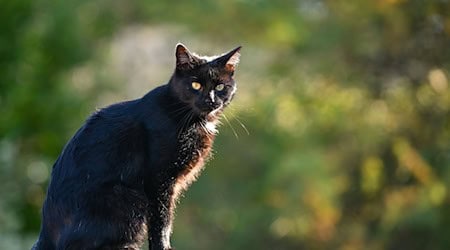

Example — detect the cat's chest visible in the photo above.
[175,125,214,169]
[172,124,215,195]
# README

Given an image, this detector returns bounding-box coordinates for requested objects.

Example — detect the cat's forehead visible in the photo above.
[192,63,232,82]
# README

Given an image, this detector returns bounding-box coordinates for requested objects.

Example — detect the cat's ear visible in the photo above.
[175,43,196,70]
[214,46,242,72]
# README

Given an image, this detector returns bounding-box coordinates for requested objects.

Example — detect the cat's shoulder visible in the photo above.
[73,84,170,142]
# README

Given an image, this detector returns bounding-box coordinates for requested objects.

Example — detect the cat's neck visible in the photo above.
[140,84,197,123]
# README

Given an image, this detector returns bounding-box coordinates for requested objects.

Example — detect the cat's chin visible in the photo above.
[192,106,223,120]
[197,111,219,120]
[202,108,223,121]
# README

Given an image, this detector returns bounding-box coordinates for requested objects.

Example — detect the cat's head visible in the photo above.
[169,43,241,119]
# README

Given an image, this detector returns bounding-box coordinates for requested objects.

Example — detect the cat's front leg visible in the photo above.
[148,194,175,250]
[146,181,178,250]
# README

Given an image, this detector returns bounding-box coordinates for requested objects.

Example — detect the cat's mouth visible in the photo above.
[208,106,223,117]
[195,105,223,119]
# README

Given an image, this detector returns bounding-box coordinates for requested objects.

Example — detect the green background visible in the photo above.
[1,0,450,249]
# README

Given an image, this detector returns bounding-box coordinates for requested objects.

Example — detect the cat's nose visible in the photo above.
[204,98,213,106]
[197,100,220,113]
[205,99,221,109]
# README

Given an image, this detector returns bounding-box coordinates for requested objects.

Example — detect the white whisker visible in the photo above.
[234,115,250,135]
[222,113,238,139]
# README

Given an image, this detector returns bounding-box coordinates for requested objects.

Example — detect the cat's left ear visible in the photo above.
[215,46,242,72]
[175,43,196,70]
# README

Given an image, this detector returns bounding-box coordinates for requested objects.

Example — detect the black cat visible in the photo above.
[33,44,241,250]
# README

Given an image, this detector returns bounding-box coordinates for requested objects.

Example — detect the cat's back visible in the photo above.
[36,98,153,249]
[47,85,176,191]
[48,98,149,190]
[49,84,172,184]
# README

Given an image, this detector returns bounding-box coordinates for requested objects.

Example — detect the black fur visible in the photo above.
[33,44,241,250]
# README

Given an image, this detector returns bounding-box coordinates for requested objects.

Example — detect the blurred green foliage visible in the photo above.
[1,0,450,249]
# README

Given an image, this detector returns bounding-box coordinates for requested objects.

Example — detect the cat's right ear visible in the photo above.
[175,43,195,70]
[213,46,242,73]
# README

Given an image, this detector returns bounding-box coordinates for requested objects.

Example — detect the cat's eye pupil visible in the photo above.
[191,81,202,90]
[215,84,225,91]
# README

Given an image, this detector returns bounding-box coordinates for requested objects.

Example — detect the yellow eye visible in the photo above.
[191,81,202,90]
[215,84,225,91]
